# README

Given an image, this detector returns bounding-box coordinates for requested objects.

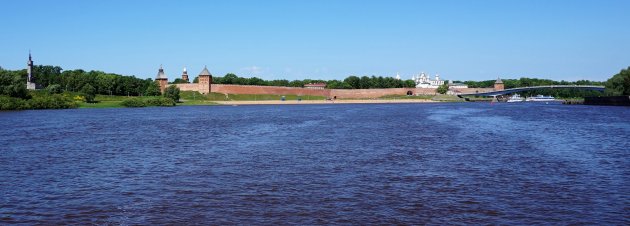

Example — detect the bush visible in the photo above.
[0,94,77,110]
[45,84,63,94]
[120,97,175,108]
[26,94,78,109]
[120,98,147,107]
[0,96,27,110]
[146,97,176,107]
[81,84,96,103]
[163,85,180,102]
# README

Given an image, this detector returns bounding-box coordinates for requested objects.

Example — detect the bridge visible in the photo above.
[457,85,605,98]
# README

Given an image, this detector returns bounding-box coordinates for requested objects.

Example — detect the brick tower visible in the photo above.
[182,67,189,82]
[197,66,212,94]
[494,77,504,91]
[155,65,168,94]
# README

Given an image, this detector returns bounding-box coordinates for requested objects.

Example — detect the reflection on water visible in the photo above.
[0,103,628,224]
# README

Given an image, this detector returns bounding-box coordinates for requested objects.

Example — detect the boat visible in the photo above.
[525,95,560,102]
[507,94,524,102]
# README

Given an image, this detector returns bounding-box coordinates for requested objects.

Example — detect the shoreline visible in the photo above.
[212,99,437,105]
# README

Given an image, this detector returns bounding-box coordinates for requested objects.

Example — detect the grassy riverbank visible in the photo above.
[76,92,468,108]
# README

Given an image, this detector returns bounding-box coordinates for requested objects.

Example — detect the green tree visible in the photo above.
[223,73,239,84]
[344,76,360,89]
[192,76,199,83]
[145,81,161,96]
[45,84,63,94]
[605,66,630,96]
[163,85,180,102]
[437,83,449,94]
[171,78,189,84]
[403,79,416,88]
[80,84,96,103]
[288,80,304,87]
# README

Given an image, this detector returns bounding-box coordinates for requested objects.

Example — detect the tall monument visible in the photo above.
[26,52,36,90]
[155,65,168,93]
[197,66,212,94]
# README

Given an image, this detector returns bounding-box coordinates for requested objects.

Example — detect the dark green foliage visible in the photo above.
[403,80,416,88]
[171,78,189,84]
[326,80,352,89]
[163,85,180,102]
[45,84,63,94]
[192,76,199,83]
[120,98,147,107]
[288,80,304,87]
[81,84,96,103]
[437,83,449,94]
[27,94,78,109]
[0,69,30,99]
[0,96,28,110]
[0,94,77,110]
[145,82,161,96]
[605,66,630,96]
[27,65,152,96]
[120,97,175,107]
[145,97,176,107]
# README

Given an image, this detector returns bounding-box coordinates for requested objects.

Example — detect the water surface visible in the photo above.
[1,103,628,224]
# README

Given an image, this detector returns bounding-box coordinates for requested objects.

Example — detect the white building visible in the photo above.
[448,80,468,89]
[413,72,444,88]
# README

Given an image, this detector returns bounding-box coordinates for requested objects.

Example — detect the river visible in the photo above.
[1,103,628,224]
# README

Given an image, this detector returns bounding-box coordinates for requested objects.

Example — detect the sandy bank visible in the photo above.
[213,99,436,105]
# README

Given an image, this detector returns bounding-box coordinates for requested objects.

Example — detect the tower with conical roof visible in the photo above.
[26,51,36,90]
[494,77,504,91]
[197,66,213,94]
[182,67,189,82]
[155,65,168,93]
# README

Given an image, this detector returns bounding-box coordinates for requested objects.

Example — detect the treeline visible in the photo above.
[1,65,162,110]
[605,66,630,96]
[189,73,417,89]
[456,77,606,98]
[28,65,154,96]
[458,77,604,89]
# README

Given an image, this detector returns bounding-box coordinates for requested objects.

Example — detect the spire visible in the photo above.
[183,67,188,74]
[198,65,212,76]
[495,77,503,84]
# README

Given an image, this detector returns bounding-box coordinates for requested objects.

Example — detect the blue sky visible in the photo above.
[1,0,629,81]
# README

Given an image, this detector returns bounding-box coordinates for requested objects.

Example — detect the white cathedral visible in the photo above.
[412,72,444,88]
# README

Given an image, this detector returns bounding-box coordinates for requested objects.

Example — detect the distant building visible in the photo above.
[181,67,189,82]
[395,73,401,80]
[448,80,468,89]
[155,65,168,93]
[413,72,444,88]
[26,52,36,90]
[304,83,326,89]
[197,66,212,94]
[494,77,504,91]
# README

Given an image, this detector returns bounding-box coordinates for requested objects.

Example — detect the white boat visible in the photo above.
[525,95,559,102]
[507,94,524,102]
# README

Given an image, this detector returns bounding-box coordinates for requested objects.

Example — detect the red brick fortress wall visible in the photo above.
[211,84,331,97]
[175,83,198,91]
[175,83,495,99]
